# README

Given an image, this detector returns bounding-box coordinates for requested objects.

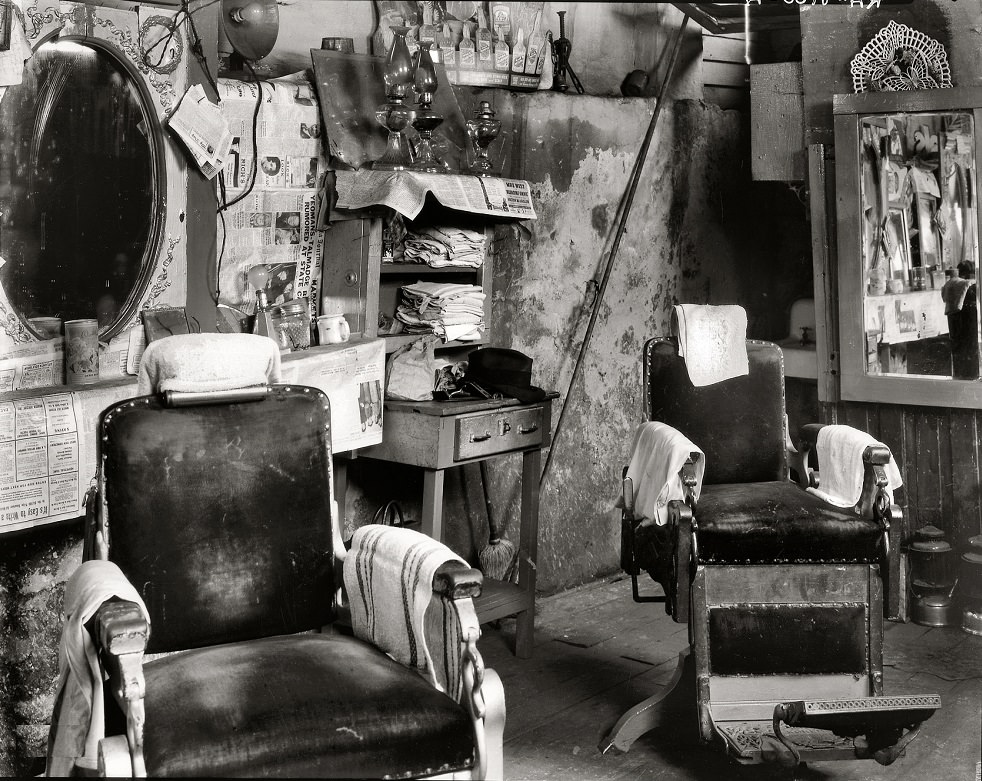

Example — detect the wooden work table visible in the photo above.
[341,392,557,658]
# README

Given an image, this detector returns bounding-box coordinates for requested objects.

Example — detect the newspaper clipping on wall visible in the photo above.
[0,392,85,533]
[216,74,329,320]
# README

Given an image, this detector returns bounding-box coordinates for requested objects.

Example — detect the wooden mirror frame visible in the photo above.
[13,32,169,342]
[834,87,982,408]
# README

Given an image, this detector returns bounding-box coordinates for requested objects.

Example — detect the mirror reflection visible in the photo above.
[0,38,160,340]
[861,111,980,380]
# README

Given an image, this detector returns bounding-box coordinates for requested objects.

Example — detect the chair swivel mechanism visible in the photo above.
[601,337,939,767]
[53,383,504,778]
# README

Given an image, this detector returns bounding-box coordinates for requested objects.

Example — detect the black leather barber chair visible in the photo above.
[55,382,503,778]
[601,337,939,767]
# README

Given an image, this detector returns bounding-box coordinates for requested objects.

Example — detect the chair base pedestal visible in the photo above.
[599,649,695,754]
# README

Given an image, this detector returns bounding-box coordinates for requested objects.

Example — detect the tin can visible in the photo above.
[64,319,100,384]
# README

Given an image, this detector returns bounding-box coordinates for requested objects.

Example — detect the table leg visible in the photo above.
[334,457,348,529]
[421,468,445,541]
[515,448,541,658]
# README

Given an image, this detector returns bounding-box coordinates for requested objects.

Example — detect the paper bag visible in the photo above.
[385,335,441,400]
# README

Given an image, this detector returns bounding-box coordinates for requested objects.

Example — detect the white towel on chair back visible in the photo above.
[625,422,705,527]
[46,560,149,777]
[137,332,282,395]
[809,424,903,508]
[673,304,749,387]
[344,524,468,699]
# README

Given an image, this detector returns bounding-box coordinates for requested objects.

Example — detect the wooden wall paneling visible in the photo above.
[912,410,944,530]
[876,403,908,520]
[948,409,982,546]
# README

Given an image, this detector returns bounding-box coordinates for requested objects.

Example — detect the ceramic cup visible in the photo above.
[64,319,100,384]
[317,314,350,345]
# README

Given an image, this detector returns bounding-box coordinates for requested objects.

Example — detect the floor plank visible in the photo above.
[480,576,982,780]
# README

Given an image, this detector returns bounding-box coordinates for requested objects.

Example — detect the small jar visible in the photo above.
[269,298,310,352]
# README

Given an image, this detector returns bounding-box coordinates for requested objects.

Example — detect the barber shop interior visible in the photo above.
[1,0,981,778]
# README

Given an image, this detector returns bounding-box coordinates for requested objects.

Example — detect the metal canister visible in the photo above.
[959,535,982,635]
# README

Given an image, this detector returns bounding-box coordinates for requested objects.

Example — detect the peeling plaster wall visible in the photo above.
[485,94,746,593]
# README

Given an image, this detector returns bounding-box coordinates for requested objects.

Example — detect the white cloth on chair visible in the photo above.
[624,421,706,527]
[343,524,468,699]
[808,424,903,508]
[46,560,149,777]
[137,333,282,395]
[673,304,749,387]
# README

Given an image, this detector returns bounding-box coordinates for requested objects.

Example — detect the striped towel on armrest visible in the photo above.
[343,524,469,699]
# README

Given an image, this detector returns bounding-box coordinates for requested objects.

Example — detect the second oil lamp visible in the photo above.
[410,43,447,172]
[373,26,416,171]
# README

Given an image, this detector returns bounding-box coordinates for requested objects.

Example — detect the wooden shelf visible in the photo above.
[475,578,532,624]
[380,262,484,276]
[379,333,486,353]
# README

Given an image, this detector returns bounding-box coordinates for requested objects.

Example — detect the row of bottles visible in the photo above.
[400,6,547,89]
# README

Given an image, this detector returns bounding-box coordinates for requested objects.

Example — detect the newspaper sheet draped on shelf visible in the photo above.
[280,338,386,451]
[216,73,329,320]
[334,169,536,221]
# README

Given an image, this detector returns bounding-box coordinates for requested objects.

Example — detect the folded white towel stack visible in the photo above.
[47,560,150,777]
[624,421,706,527]
[673,304,749,387]
[403,225,486,268]
[396,281,486,342]
[137,332,282,395]
[343,524,469,699]
[809,424,903,508]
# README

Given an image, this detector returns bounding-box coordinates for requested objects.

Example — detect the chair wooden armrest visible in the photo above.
[433,561,483,599]
[90,599,148,778]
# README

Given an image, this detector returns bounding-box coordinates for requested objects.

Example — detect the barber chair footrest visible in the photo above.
[716,693,941,766]
[717,720,857,764]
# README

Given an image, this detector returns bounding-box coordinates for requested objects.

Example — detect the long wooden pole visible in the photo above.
[540,14,690,489]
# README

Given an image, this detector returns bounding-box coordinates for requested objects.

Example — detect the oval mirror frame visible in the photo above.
[4,31,167,343]
[834,87,982,409]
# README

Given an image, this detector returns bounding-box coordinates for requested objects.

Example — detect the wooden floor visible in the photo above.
[480,576,982,781]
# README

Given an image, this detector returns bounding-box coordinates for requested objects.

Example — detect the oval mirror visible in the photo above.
[0,36,165,342]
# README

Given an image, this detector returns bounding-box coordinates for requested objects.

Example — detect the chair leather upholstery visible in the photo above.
[100,390,335,653]
[696,482,882,564]
[645,338,787,485]
[141,633,473,778]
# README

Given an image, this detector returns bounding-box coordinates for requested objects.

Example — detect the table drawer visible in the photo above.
[455,405,544,460]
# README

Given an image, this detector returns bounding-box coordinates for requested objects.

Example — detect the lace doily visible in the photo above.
[851,20,951,93]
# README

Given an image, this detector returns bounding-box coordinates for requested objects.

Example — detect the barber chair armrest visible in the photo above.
[93,599,149,657]
[90,599,148,778]
[434,560,483,599]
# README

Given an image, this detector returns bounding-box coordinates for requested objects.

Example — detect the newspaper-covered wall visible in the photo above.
[217,74,329,321]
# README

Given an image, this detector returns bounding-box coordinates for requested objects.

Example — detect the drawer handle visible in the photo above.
[519,424,539,435]
[470,431,492,443]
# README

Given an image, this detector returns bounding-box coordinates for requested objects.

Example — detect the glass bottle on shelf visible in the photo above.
[252,289,274,339]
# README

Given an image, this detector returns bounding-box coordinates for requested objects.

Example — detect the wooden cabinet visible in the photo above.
[319,210,493,354]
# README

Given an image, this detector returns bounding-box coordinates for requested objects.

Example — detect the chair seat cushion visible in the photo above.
[141,633,473,778]
[696,481,883,564]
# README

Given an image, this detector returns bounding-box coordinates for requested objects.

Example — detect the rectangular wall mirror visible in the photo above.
[834,88,982,408]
